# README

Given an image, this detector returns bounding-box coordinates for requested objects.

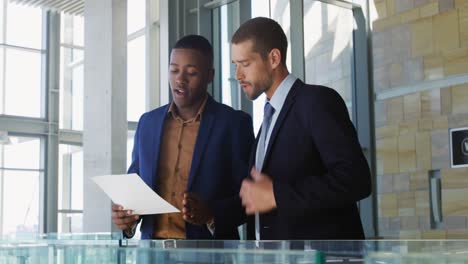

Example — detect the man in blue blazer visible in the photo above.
[112,35,254,239]
[233,18,371,240]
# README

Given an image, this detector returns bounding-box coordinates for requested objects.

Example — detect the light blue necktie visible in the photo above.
[255,102,275,241]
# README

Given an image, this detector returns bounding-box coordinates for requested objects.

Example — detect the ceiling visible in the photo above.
[10,0,84,16]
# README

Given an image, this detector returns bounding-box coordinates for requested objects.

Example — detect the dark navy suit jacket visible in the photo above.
[128,95,254,239]
[247,80,371,240]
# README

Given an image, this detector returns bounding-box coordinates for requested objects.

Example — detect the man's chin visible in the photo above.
[244,91,262,101]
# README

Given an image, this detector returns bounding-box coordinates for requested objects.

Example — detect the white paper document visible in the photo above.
[92,173,180,215]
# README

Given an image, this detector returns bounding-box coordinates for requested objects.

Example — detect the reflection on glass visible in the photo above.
[73,16,84,47]
[60,47,84,130]
[128,35,146,121]
[0,0,4,43]
[6,3,42,49]
[58,144,83,211]
[60,14,84,47]
[60,14,84,130]
[72,65,84,130]
[3,136,41,170]
[4,48,42,118]
[303,0,353,119]
[0,48,3,114]
[58,213,83,233]
[2,170,40,236]
[128,0,146,34]
[220,1,239,109]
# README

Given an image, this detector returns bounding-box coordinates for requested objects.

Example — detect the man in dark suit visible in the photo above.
[234,17,371,240]
[112,35,254,239]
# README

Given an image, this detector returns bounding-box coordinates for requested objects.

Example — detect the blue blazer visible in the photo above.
[128,95,254,239]
[247,80,371,240]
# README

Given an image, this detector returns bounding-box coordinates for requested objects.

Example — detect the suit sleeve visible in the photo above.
[124,114,144,238]
[273,88,371,218]
[210,112,254,238]
[127,114,144,175]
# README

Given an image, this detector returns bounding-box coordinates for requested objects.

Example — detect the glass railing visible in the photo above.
[1,234,468,263]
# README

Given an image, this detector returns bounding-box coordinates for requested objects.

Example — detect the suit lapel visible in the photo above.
[187,96,215,190]
[151,104,170,190]
[262,80,301,169]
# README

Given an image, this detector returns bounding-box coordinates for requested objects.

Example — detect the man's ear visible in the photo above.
[269,48,282,69]
[208,68,215,83]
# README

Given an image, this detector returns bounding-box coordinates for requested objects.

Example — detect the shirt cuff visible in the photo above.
[206,218,215,236]
[123,223,137,239]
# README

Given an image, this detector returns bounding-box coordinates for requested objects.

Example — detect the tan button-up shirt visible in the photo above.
[153,96,208,239]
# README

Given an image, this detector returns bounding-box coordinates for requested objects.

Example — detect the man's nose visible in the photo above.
[235,67,243,81]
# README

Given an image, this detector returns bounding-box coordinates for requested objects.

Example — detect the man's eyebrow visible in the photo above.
[232,59,249,63]
[169,63,198,68]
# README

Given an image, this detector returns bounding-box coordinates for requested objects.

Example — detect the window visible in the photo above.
[0,1,44,118]
[127,35,146,122]
[0,136,43,237]
[60,14,84,130]
[57,144,83,233]
[303,0,353,119]
[127,0,147,122]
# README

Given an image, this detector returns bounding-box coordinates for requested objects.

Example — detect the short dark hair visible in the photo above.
[173,35,213,68]
[231,17,288,65]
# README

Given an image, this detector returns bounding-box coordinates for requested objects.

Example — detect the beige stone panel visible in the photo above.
[387,97,404,124]
[380,193,399,217]
[421,230,447,239]
[440,87,452,115]
[441,168,468,189]
[432,116,448,129]
[419,2,439,18]
[415,190,430,216]
[442,47,468,61]
[418,118,433,131]
[400,230,422,239]
[420,89,441,117]
[442,188,468,215]
[399,122,418,135]
[455,0,467,8]
[416,132,432,170]
[451,83,468,114]
[445,55,468,76]
[404,93,421,120]
[387,0,396,16]
[398,191,416,207]
[433,10,460,52]
[399,208,416,216]
[449,113,468,127]
[423,55,444,80]
[374,15,401,32]
[447,230,468,239]
[410,171,429,190]
[377,159,384,176]
[400,8,420,23]
[431,130,450,169]
[411,17,433,57]
[375,0,388,19]
[380,137,400,173]
[457,1,468,46]
[399,134,417,172]
[390,63,403,87]
[376,125,399,139]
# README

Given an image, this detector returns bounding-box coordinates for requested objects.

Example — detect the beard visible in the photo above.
[241,76,272,101]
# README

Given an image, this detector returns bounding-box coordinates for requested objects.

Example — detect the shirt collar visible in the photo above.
[167,94,208,122]
[267,74,297,111]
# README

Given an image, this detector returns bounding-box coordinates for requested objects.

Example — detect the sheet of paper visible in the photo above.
[92,173,180,215]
